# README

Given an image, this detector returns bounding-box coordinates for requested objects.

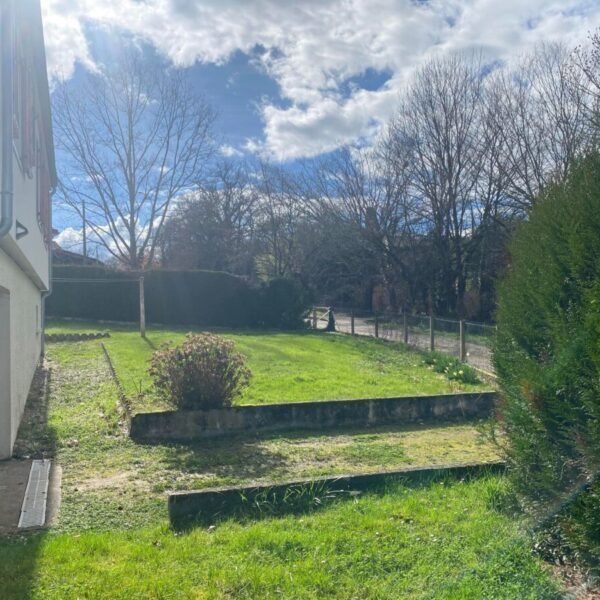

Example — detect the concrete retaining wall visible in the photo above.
[130,391,497,443]
[169,461,506,527]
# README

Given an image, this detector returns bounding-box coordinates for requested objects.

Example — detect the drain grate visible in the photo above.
[18,459,51,529]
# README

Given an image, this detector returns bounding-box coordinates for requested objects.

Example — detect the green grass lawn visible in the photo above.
[13,338,499,532]
[46,320,489,413]
[0,329,561,598]
[0,476,560,600]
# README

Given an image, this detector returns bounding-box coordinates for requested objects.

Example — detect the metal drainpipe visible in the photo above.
[0,1,14,238]
[41,191,55,357]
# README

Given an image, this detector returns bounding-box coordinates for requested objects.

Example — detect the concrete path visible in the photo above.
[0,459,33,534]
[0,459,60,534]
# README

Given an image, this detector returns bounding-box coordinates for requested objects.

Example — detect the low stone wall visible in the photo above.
[130,391,497,443]
[169,461,506,527]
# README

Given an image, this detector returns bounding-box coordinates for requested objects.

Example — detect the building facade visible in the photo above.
[0,0,56,459]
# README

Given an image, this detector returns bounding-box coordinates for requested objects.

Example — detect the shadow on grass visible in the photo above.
[0,532,46,599]
[132,419,496,495]
[155,436,291,483]
[142,336,157,351]
[142,417,491,448]
[1,363,58,598]
[12,365,57,460]
[142,331,320,363]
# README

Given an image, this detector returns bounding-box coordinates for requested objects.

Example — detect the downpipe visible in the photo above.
[0,1,14,239]
[41,186,55,357]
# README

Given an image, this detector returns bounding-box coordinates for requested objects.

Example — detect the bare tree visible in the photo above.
[389,54,486,316]
[159,160,258,273]
[489,43,589,210]
[53,52,216,269]
[307,146,417,310]
[465,90,514,319]
[573,29,600,135]
[254,162,307,280]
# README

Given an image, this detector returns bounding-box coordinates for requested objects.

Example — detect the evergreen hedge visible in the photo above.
[493,153,600,561]
[47,266,309,329]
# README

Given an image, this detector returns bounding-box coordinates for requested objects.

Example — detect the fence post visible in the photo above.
[139,275,146,338]
[429,315,434,351]
[459,320,466,362]
[375,313,379,338]
[403,312,408,345]
[312,309,317,330]
[351,310,355,335]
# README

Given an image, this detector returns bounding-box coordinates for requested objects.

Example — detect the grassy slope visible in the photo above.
[46,320,489,412]
[0,334,559,598]
[0,477,559,599]
[28,340,499,532]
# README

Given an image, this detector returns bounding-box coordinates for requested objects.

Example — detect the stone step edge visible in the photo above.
[168,460,506,526]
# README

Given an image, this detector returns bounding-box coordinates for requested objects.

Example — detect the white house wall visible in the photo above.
[0,64,51,291]
[0,1,52,459]
[7,144,51,289]
[0,247,43,459]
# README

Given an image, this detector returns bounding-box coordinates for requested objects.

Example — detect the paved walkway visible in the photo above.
[0,459,60,534]
[0,459,33,534]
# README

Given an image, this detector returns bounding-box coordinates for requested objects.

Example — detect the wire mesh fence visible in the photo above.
[464,321,496,372]
[320,308,495,373]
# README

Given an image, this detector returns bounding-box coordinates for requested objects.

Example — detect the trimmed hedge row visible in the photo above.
[47,266,310,328]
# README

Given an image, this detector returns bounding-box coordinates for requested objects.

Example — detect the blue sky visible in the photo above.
[64,44,283,153]
[43,0,600,241]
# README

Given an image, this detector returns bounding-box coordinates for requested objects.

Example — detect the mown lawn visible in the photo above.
[13,338,499,532]
[46,320,490,413]
[0,476,559,599]
[0,330,561,598]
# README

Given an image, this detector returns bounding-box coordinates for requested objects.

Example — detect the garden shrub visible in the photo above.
[257,278,312,329]
[493,152,600,564]
[423,351,481,385]
[149,333,251,410]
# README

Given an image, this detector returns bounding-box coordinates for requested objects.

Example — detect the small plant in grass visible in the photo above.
[423,351,481,385]
[149,333,251,410]
[241,481,341,518]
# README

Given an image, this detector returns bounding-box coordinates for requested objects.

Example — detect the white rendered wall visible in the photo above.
[0,87,51,291]
[0,248,42,459]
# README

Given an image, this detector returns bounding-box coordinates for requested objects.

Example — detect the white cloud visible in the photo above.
[54,223,120,259]
[54,226,85,254]
[43,0,600,160]
[41,2,96,81]
[219,144,244,157]
[54,208,180,263]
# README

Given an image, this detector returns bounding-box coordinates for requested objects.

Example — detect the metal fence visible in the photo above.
[311,308,496,374]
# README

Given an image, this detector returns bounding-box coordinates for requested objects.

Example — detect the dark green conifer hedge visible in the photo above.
[494,153,600,562]
[47,266,310,329]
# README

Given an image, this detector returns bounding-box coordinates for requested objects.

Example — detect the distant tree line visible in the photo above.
[55,34,600,321]
[158,37,599,320]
